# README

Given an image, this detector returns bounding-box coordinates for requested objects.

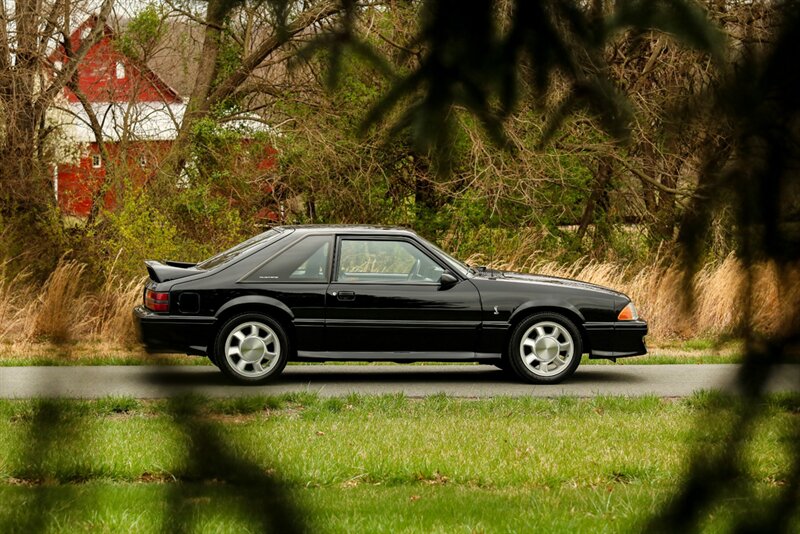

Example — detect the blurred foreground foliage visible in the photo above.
[0,0,799,532]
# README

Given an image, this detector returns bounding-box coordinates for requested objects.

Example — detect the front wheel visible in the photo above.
[214,313,289,384]
[508,313,583,384]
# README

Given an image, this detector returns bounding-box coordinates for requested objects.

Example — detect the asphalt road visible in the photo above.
[1,364,799,399]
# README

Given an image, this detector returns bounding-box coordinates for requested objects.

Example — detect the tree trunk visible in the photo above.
[653,164,679,241]
[0,0,112,233]
[577,156,614,242]
[0,0,50,214]
[156,0,228,186]
[159,1,342,187]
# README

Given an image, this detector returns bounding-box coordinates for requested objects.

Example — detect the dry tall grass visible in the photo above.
[0,262,36,341]
[470,253,800,341]
[0,259,142,347]
[0,255,797,350]
[85,274,143,345]
[32,259,88,342]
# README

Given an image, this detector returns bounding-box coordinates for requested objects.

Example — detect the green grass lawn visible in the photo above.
[0,393,797,532]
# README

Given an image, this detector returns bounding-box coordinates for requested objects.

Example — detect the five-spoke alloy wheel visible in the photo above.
[508,312,582,384]
[214,313,289,384]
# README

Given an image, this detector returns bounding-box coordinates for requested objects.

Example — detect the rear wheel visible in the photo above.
[508,312,582,384]
[207,351,221,369]
[492,357,512,373]
[214,313,289,384]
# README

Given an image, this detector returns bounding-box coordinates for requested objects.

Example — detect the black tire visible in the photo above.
[492,357,512,373]
[508,312,583,384]
[207,351,221,369]
[213,313,289,384]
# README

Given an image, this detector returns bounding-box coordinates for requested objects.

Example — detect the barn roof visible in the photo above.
[52,102,277,143]
[50,16,277,145]
[53,16,183,104]
[55,102,185,142]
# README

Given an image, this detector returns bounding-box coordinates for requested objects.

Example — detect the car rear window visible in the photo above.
[196,229,288,270]
[246,235,332,282]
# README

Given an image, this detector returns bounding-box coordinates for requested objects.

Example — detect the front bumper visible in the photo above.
[585,320,648,359]
[133,305,217,356]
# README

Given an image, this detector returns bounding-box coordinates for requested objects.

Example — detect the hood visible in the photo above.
[473,269,628,298]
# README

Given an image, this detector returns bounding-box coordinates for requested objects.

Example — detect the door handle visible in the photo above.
[335,291,355,301]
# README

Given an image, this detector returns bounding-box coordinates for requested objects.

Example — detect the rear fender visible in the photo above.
[215,295,295,322]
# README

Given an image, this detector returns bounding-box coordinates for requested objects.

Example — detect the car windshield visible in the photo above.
[196,228,286,270]
[419,237,474,277]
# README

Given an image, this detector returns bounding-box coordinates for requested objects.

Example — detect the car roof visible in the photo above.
[275,225,419,237]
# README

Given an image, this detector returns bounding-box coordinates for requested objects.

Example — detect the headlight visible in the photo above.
[617,301,639,321]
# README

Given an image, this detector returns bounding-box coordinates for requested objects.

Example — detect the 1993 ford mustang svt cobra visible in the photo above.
[134,226,647,384]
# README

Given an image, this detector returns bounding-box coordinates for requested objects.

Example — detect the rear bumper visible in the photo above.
[585,320,648,359]
[133,305,217,356]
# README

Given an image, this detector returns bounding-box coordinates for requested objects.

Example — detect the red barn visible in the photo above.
[50,16,277,218]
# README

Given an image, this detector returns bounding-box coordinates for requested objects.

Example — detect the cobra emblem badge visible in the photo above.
[493,306,499,315]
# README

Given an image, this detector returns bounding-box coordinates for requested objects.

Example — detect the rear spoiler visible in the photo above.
[145,260,201,283]
[164,260,196,269]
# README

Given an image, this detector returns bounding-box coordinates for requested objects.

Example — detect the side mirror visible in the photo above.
[439,271,458,288]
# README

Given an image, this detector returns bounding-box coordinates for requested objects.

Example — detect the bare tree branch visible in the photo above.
[611,153,692,196]
[163,0,226,32]
[207,0,342,107]
[376,30,421,57]
[0,0,11,74]
[38,0,115,109]
[36,0,67,58]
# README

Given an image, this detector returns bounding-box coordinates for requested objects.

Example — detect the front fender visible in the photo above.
[508,300,586,324]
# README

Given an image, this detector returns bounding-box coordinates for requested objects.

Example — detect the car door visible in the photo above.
[325,235,482,355]
[239,233,333,351]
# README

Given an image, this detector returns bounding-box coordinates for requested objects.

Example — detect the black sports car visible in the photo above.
[134,225,647,384]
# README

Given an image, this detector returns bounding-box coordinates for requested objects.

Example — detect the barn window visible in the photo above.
[91,155,102,168]
[115,62,125,79]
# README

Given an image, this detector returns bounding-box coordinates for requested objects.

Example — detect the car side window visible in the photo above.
[247,235,331,282]
[337,239,444,283]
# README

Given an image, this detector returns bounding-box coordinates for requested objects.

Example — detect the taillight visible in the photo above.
[145,289,170,312]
